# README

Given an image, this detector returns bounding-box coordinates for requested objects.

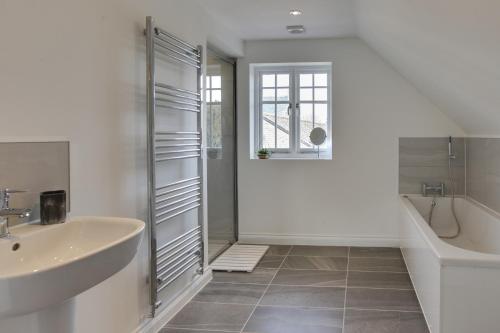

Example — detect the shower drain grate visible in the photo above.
[210,244,269,272]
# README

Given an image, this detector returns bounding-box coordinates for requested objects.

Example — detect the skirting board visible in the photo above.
[239,233,400,247]
[134,269,212,333]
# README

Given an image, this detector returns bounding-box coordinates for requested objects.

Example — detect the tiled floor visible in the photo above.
[161,245,429,333]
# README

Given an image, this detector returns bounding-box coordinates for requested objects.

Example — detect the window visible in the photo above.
[251,63,332,159]
[206,74,222,149]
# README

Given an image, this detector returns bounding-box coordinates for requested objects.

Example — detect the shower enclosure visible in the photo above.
[206,49,237,262]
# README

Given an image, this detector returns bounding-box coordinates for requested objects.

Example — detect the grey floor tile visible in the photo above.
[347,271,413,289]
[257,255,285,268]
[243,306,343,333]
[260,285,345,308]
[344,309,429,333]
[289,245,348,257]
[349,247,402,259]
[266,245,292,255]
[161,329,238,333]
[166,301,253,332]
[272,269,346,287]
[193,282,267,305]
[282,256,348,271]
[349,257,407,273]
[212,268,277,285]
[346,288,421,311]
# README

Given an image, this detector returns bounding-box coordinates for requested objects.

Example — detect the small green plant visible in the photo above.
[257,148,270,159]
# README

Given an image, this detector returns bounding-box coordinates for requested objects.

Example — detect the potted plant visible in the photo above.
[257,148,271,159]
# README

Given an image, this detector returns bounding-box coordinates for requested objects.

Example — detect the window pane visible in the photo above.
[300,74,313,87]
[262,104,276,149]
[276,104,290,148]
[212,89,222,103]
[206,77,211,89]
[314,73,328,86]
[206,91,211,103]
[277,74,289,87]
[314,104,328,129]
[212,75,221,89]
[262,88,275,101]
[314,88,328,101]
[300,88,313,101]
[277,88,289,102]
[262,74,275,87]
[300,103,314,148]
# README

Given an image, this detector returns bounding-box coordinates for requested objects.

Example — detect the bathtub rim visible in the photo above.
[400,195,500,268]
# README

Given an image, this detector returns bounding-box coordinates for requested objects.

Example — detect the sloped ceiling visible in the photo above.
[197,0,356,40]
[355,0,500,135]
[197,0,500,135]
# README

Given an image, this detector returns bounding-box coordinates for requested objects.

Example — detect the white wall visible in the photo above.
[356,0,500,136]
[237,38,464,246]
[0,1,242,332]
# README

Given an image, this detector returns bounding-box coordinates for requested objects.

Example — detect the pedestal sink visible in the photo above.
[0,216,144,319]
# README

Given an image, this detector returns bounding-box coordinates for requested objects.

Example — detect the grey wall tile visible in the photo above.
[467,138,500,214]
[399,137,465,195]
[0,141,70,226]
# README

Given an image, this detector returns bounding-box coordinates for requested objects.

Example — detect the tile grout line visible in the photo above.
[238,245,291,333]
[188,300,424,313]
[342,246,351,332]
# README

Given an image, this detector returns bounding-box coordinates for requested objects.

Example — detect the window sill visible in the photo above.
[251,153,332,161]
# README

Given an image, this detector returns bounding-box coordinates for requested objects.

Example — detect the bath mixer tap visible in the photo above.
[422,183,445,197]
[0,189,31,238]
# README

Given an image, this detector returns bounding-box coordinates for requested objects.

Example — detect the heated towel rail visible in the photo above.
[145,16,204,316]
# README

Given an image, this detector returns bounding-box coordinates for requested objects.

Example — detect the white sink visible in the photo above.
[0,216,144,318]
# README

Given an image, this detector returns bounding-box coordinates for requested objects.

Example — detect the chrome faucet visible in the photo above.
[0,189,32,238]
[422,183,446,197]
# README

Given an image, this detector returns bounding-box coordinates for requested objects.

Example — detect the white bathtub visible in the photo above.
[399,195,500,333]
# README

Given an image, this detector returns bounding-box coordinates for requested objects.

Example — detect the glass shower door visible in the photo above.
[206,49,237,262]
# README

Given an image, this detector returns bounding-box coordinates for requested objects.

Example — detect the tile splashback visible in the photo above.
[466,138,500,214]
[399,137,465,195]
[0,141,70,226]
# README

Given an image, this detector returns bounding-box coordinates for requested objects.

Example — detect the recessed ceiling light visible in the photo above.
[286,25,306,34]
[289,9,302,16]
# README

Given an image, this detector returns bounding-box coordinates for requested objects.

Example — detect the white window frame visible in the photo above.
[251,62,333,159]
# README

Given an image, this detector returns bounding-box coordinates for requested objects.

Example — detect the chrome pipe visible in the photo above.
[157,253,200,282]
[155,103,200,113]
[154,43,200,69]
[156,188,200,205]
[155,89,201,103]
[157,258,200,293]
[155,82,200,96]
[157,243,201,274]
[156,182,201,196]
[156,193,201,211]
[155,137,200,141]
[155,204,201,225]
[155,27,199,53]
[155,143,201,149]
[155,96,201,108]
[155,154,201,162]
[145,15,158,315]
[156,198,201,218]
[156,225,201,253]
[155,131,200,135]
[155,148,201,156]
[157,233,201,260]
[153,33,200,59]
[155,177,200,190]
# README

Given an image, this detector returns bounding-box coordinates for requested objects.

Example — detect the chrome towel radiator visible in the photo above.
[145,16,204,316]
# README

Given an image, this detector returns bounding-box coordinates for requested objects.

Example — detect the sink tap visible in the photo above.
[0,189,31,238]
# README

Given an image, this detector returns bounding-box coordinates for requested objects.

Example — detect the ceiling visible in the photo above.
[197,0,500,135]
[197,0,356,40]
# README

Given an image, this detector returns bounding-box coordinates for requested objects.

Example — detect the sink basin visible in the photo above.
[0,216,144,318]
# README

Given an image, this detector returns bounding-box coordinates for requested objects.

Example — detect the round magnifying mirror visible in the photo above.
[309,127,327,146]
